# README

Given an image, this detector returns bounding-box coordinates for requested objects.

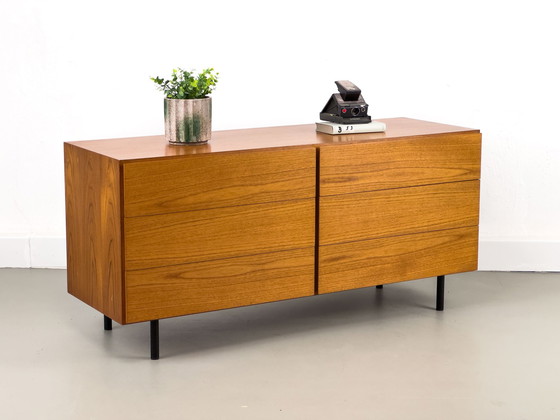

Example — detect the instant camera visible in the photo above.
[320,80,371,124]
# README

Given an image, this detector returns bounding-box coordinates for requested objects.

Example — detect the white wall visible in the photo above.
[1,0,559,270]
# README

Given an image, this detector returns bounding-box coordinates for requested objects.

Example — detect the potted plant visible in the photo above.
[151,67,219,145]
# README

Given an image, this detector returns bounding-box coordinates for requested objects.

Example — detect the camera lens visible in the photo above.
[351,107,361,116]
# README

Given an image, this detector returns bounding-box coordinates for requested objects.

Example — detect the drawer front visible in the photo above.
[320,132,481,196]
[124,147,316,217]
[320,180,480,246]
[319,226,479,294]
[126,247,315,323]
[125,198,315,271]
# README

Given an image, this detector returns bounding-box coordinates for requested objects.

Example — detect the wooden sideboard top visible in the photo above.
[65,117,480,162]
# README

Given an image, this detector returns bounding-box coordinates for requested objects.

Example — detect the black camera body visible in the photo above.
[320,80,371,124]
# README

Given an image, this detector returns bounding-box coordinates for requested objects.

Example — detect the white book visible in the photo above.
[316,120,386,135]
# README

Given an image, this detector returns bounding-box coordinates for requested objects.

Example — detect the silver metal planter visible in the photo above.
[164,97,212,145]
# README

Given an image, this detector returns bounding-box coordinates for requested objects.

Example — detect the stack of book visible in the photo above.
[316,120,386,135]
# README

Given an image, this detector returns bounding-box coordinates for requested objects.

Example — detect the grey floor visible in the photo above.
[1,270,559,419]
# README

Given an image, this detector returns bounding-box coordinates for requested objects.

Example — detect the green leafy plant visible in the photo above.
[151,67,219,99]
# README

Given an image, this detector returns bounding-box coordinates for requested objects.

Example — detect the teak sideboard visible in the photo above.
[64,118,481,359]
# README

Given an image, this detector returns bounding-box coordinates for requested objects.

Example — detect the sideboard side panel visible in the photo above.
[64,144,124,323]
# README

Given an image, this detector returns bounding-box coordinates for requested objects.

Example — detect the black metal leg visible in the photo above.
[436,275,445,311]
[376,285,383,289]
[150,320,159,360]
[104,315,112,331]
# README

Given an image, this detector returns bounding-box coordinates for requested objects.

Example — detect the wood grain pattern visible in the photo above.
[124,147,315,217]
[320,180,480,246]
[64,118,482,326]
[65,118,479,161]
[319,226,479,294]
[320,132,481,196]
[125,198,315,271]
[64,143,124,323]
[126,247,315,323]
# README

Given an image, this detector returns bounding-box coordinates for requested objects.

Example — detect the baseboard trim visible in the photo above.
[0,236,66,269]
[478,238,560,272]
[30,237,67,269]
[0,236,558,271]
[0,236,31,268]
